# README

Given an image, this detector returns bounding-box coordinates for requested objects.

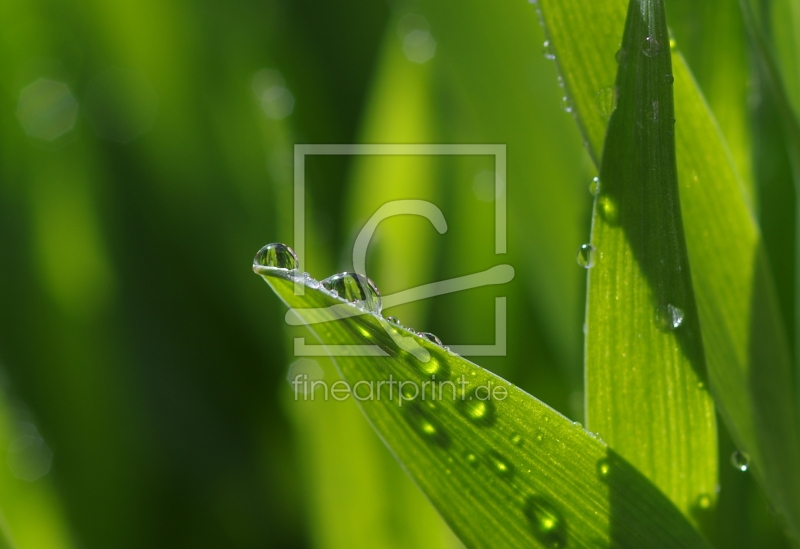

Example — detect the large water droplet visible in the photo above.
[576,244,595,268]
[731,450,750,472]
[321,272,382,313]
[524,496,567,547]
[542,40,555,60]
[254,243,298,270]
[595,87,616,118]
[420,332,443,346]
[457,390,496,426]
[641,36,661,57]
[486,451,514,478]
[589,176,601,196]
[655,304,684,331]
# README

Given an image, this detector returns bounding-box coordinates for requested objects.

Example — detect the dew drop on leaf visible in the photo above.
[731,450,750,472]
[321,272,382,313]
[595,87,615,118]
[641,36,661,57]
[696,493,712,510]
[254,243,298,270]
[597,458,610,479]
[615,48,626,65]
[419,332,443,346]
[561,96,572,113]
[665,73,674,84]
[576,244,595,268]
[598,195,619,224]
[542,40,555,60]
[404,403,451,448]
[655,304,684,331]
[524,496,568,547]
[386,316,402,326]
[457,390,496,426]
[589,176,601,196]
[486,451,514,478]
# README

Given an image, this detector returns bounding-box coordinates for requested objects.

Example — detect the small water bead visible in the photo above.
[386,316,402,326]
[511,433,523,445]
[589,176,601,196]
[405,403,450,448]
[542,40,556,60]
[465,452,479,467]
[561,96,572,113]
[598,195,619,224]
[419,332,444,346]
[696,493,713,510]
[576,244,595,268]
[669,38,676,50]
[321,272,382,313]
[457,390,496,426]
[524,496,568,548]
[655,303,684,331]
[615,48,626,65]
[731,450,750,472]
[665,73,674,84]
[254,243,298,270]
[641,36,661,57]
[486,451,514,478]
[302,272,320,289]
[597,458,610,478]
[595,87,616,118]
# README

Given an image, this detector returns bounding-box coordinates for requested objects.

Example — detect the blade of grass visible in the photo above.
[535,0,800,540]
[585,0,717,526]
[256,267,712,548]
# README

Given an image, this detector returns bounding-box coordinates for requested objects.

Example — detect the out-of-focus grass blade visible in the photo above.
[585,0,717,525]
[535,0,800,540]
[255,267,711,549]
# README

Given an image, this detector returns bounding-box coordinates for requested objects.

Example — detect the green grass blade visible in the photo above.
[585,0,717,525]
[255,266,711,548]
[536,0,800,540]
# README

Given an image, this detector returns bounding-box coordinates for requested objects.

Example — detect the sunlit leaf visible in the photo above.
[255,265,711,548]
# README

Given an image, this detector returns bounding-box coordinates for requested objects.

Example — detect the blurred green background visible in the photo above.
[0,0,793,547]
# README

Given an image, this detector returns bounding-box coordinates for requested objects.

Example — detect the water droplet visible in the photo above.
[655,304,684,331]
[641,36,661,57]
[597,458,610,478]
[665,73,674,84]
[669,38,676,50]
[524,496,567,547]
[386,316,402,326]
[556,75,564,88]
[595,87,616,118]
[697,493,712,510]
[542,40,555,60]
[457,390,496,426]
[731,450,750,472]
[405,403,450,448]
[465,452,478,466]
[589,176,601,196]
[534,429,545,443]
[598,195,619,224]
[419,332,443,346]
[652,100,659,121]
[697,381,705,390]
[615,48,626,65]
[254,243,298,270]
[511,433,523,445]
[321,272,382,313]
[561,96,572,113]
[486,451,514,478]
[576,244,595,268]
